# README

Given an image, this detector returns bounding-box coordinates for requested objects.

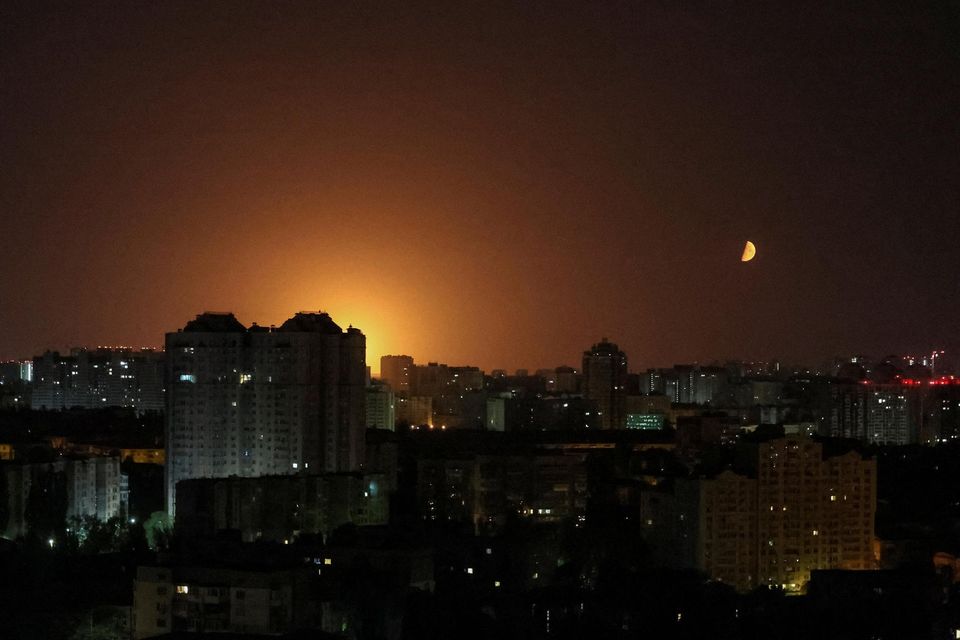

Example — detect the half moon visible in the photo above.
[741,241,756,262]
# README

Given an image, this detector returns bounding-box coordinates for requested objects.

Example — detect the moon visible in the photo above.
[741,240,756,262]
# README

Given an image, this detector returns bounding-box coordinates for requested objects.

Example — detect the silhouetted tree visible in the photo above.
[143,511,172,550]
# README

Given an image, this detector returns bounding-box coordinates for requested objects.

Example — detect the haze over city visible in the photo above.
[5,3,960,640]
[2,2,958,371]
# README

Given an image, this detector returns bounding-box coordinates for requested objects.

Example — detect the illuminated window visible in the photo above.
[176,585,189,594]
[178,374,196,383]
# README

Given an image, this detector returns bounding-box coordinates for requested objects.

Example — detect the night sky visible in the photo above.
[2,1,958,372]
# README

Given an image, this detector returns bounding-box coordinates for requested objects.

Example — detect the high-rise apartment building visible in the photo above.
[30,348,165,413]
[582,339,628,429]
[165,312,365,515]
[830,382,918,445]
[380,355,413,394]
[366,380,395,430]
[669,435,876,592]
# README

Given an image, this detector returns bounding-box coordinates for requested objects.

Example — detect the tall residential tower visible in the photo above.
[165,312,365,515]
[582,338,628,429]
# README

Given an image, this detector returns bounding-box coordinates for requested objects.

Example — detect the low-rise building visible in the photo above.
[418,452,588,533]
[132,565,315,638]
[174,472,389,543]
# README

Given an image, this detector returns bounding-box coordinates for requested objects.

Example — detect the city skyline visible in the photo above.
[2,320,952,377]
[3,3,960,637]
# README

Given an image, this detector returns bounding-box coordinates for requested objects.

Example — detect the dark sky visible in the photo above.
[2,1,958,372]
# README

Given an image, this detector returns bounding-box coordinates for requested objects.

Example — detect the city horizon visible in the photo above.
[0,307,952,378]
[2,3,959,636]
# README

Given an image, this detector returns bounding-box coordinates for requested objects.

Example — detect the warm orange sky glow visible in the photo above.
[1,3,958,371]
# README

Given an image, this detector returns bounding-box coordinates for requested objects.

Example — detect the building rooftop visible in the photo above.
[278,312,342,334]
[182,312,247,333]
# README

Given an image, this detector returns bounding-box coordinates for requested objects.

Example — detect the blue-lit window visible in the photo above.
[179,374,196,383]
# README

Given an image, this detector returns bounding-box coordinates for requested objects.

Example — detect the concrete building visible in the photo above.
[0,361,24,385]
[927,381,960,443]
[693,470,757,590]
[174,472,389,542]
[1,455,127,539]
[31,348,165,413]
[379,354,413,395]
[582,339,628,429]
[552,366,580,393]
[132,565,315,638]
[417,452,588,533]
[625,394,671,431]
[0,361,30,408]
[664,435,876,593]
[410,362,453,399]
[165,312,366,515]
[396,395,433,427]
[830,382,919,445]
[865,387,911,444]
[486,396,507,431]
[366,380,395,430]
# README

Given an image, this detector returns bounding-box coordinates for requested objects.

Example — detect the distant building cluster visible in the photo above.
[367,344,959,451]
[29,348,164,413]
[3,323,960,631]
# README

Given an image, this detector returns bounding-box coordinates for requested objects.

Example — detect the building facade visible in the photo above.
[165,312,366,515]
[417,452,588,533]
[582,339,628,429]
[379,355,413,395]
[1,455,127,539]
[31,348,164,413]
[174,472,388,542]
[132,565,313,638]
[366,381,395,430]
[667,435,876,593]
[830,382,920,445]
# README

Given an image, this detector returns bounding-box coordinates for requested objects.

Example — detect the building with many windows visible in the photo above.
[132,565,314,638]
[165,311,366,515]
[830,382,919,445]
[651,435,876,593]
[30,348,164,413]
